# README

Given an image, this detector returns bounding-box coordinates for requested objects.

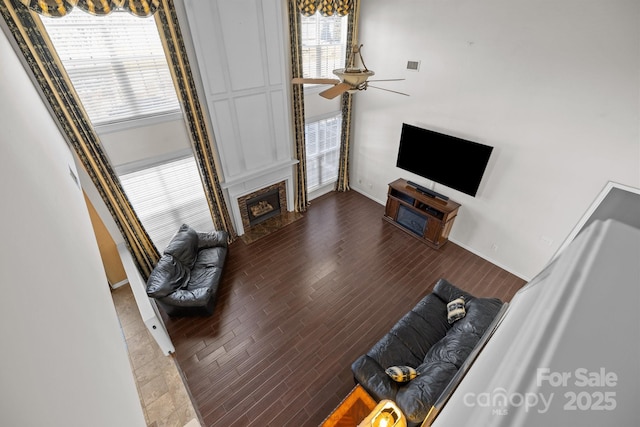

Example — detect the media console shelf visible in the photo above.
[383,178,461,249]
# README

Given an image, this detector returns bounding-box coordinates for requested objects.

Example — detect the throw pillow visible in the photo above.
[385,365,419,383]
[447,297,466,324]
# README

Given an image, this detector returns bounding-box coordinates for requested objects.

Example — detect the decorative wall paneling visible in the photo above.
[182,0,296,235]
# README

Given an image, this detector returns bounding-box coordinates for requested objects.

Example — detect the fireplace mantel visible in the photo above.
[220,159,299,189]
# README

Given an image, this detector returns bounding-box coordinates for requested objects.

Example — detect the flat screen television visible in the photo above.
[396,123,494,197]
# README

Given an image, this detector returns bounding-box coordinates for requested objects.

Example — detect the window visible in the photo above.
[300,13,348,193]
[300,13,348,79]
[41,8,180,127]
[118,156,214,251]
[305,115,341,191]
[43,9,211,250]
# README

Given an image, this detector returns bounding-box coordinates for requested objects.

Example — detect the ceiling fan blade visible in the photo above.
[367,78,405,82]
[367,85,410,97]
[319,82,352,99]
[292,77,341,85]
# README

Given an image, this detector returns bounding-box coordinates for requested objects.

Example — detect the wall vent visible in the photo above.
[406,60,421,71]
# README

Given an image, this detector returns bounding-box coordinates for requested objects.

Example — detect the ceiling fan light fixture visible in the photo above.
[293,42,407,98]
[332,68,374,88]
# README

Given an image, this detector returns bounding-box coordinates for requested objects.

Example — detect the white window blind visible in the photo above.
[305,115,341,191]
[300,13,348,79]
[41,8,180,126]
[118,156,214,251]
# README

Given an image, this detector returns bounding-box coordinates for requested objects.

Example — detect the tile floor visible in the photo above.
[112,284,201,427]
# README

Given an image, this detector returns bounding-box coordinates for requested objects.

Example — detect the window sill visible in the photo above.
[95,111,183,135]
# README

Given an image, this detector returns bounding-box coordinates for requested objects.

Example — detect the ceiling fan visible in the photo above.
[292,44,409,99]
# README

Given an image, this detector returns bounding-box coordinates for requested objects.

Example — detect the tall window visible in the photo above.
[305,115,342,191]
[42,9,212,251]
[41,8,180,127]
[301,13,348,192]
[300,13,348,79]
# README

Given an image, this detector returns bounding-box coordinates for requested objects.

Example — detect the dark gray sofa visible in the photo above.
[146,224,228,317]
[351,279,503,425]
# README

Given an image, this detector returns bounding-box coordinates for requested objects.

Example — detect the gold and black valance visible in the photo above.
[19,0,160,17]
[297,0,352,17]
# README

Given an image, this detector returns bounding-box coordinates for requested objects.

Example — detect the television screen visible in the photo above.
[396,123,493,197]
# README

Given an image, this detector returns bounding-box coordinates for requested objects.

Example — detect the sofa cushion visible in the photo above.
[450,297,503,336]
[164,224,199,267]
[351,354,400,401]
[396,360,460,424]
[197,230,228,249]
[194,246,227,269]
[189,265,223,292]
[160,266,222,306]
[146,255,190,298]
[378,302,448,364]
[422,329,478,368]
[423,297,503,367]
[366,331,424,370]
[432,278,474,304]
[159,283,212,307]
[410,293,452,347]
[365,293,448,369]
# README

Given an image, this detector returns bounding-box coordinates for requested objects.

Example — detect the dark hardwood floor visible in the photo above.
[162,190,526,427]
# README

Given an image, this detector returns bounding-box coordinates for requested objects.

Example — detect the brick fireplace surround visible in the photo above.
[237,181,287,232]
[234,180,301,244]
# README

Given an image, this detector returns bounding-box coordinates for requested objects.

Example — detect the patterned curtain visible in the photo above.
[155,0,237,240]
[293,0,356,196]
[336,96,353,191]
[0,0,159,277]
[335,0,357,192]
[288,0,309,212]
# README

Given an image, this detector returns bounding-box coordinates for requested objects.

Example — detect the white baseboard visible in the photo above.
[351,186,531,282]
[110,279,129,289]
[351,185,386,205]
[448,237,530,282]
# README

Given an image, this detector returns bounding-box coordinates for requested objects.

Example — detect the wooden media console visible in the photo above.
[383,178,461,249]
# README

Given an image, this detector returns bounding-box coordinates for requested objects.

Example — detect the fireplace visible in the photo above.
[246,188,281,226]
[238,181,288,232]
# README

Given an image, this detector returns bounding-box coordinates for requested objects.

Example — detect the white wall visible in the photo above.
[351,0,640,279]
[0,29,146,427]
